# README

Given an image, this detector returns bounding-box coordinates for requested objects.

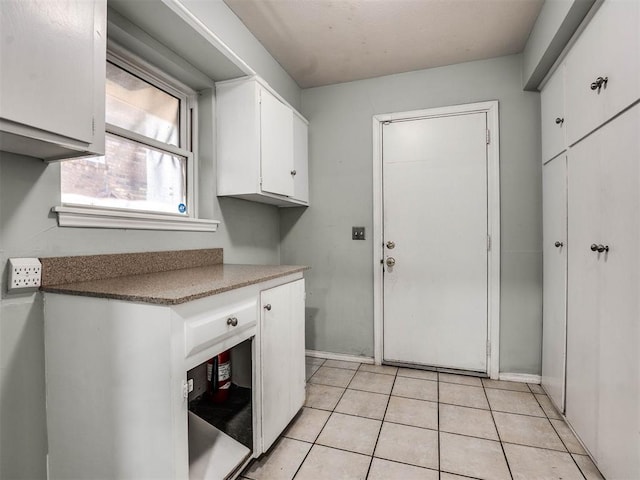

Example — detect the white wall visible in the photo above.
[281,54,543,374]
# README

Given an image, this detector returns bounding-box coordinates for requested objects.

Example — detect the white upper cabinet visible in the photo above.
[540,66,566,163]
[216,77,309,207]
[0,0,106,160]
[564,0,640,146]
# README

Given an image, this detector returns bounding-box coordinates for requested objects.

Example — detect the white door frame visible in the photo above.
[372,101,501,379]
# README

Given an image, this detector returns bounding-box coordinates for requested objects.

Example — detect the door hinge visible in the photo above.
[259,176,263,186]
[486,129,490,145]
[183,379,193,399]
[486,340,491,356]
[92,117,95,136]
[487,235,491,251]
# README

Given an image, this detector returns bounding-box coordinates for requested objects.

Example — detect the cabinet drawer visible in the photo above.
[184,298,257,358]
[541,66,566,163]
[565,0,640,146]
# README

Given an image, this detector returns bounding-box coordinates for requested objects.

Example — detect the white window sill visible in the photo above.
[52,206,219,232]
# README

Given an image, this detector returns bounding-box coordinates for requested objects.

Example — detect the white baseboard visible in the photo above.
[499,372,541,384]
[305,349,375,365]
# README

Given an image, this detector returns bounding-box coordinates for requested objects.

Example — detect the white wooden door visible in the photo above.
[259,88,294,197]
[541,155,567,412]
[566,128,602,458]
[564,0,640,145]
[541,66,566,163]
[594,105,639,480]
[383,113,488,372]
[292,114,309,203]
[260,279,305,451]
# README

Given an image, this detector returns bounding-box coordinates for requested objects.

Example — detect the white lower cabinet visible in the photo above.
[566,105,639,479]
[260,279,306,451]
[541,155,567,412]
[43,275,305,479]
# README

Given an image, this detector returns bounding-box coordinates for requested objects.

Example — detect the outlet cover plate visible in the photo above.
[352,226,365,240]
[8,258,42,291]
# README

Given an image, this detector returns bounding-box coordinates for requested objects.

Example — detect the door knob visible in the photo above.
[264,304,272,311]
[386,257,396,267]
[554,241,564,248]
[597,244,609,253]
[386,241,396,249]
[227,317,238,327]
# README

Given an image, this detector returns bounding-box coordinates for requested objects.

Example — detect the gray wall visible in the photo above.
[0,1,301,476]
[522,0,595,90]
[280,54,543,374]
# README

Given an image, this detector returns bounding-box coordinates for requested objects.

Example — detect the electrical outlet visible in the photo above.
[8,258,42,292]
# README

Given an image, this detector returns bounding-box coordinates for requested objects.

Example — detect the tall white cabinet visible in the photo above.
[216,76,309,207]
[540,1,639,478]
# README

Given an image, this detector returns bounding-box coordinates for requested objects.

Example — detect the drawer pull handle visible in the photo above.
[590,76,608,93]
[264,304,272,311]
[555,117,564,125]
[227,317,238,327]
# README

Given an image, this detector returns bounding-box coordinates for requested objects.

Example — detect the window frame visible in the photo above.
[55,43,218,231]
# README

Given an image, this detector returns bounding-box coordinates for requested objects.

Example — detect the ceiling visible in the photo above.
[224,0,545,88]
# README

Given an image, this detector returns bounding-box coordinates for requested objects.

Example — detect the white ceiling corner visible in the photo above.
[224,0,545,88]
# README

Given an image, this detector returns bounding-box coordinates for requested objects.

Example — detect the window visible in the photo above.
[61,50,197,218]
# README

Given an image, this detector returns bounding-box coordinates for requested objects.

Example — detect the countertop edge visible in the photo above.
[40,265,309,305]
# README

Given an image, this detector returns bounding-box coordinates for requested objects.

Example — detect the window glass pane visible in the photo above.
[61,133,187,215]
[106,61,180,146]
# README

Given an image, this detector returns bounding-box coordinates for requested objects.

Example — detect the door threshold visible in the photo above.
[383,360,488,378]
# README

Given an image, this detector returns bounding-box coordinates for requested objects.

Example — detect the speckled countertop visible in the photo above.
[39,249,308,305]
[40,264,307,305]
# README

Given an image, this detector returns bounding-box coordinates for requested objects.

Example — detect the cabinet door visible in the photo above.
[260,88,295,197]
[541,66,566,163]
[595,106,639,480]
[292,114,309,204]
[566,134,602,457]
[260,279,305,451]
[541,155,567,412]
[0,0,96,144]
[565,0,640,145]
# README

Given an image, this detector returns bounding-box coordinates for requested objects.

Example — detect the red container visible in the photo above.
[207,350,231,403]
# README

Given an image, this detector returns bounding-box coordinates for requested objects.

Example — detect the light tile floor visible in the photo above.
[242,357,604,480]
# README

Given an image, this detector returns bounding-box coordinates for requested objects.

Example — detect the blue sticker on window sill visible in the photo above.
[178,203,187,213]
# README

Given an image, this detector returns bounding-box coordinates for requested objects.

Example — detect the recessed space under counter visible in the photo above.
[40,250,308,480]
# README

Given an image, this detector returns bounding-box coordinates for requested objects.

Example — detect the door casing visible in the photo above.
[372,101,501,379]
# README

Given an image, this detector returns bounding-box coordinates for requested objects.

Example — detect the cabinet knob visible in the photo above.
[227,317,238,327]
[554,241,564,248]
[590,243,598,252]
[290,170,297,176]
[264,304,272,311]
[597,244,609,253]
[590,76,608,93]
[555,117,564,125]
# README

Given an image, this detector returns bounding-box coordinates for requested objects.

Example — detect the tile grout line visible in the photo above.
[531,389,590,480]
[481,383,515,480]
[291,362,355,480]
[437,372,441,480]
[362,363,396,479]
